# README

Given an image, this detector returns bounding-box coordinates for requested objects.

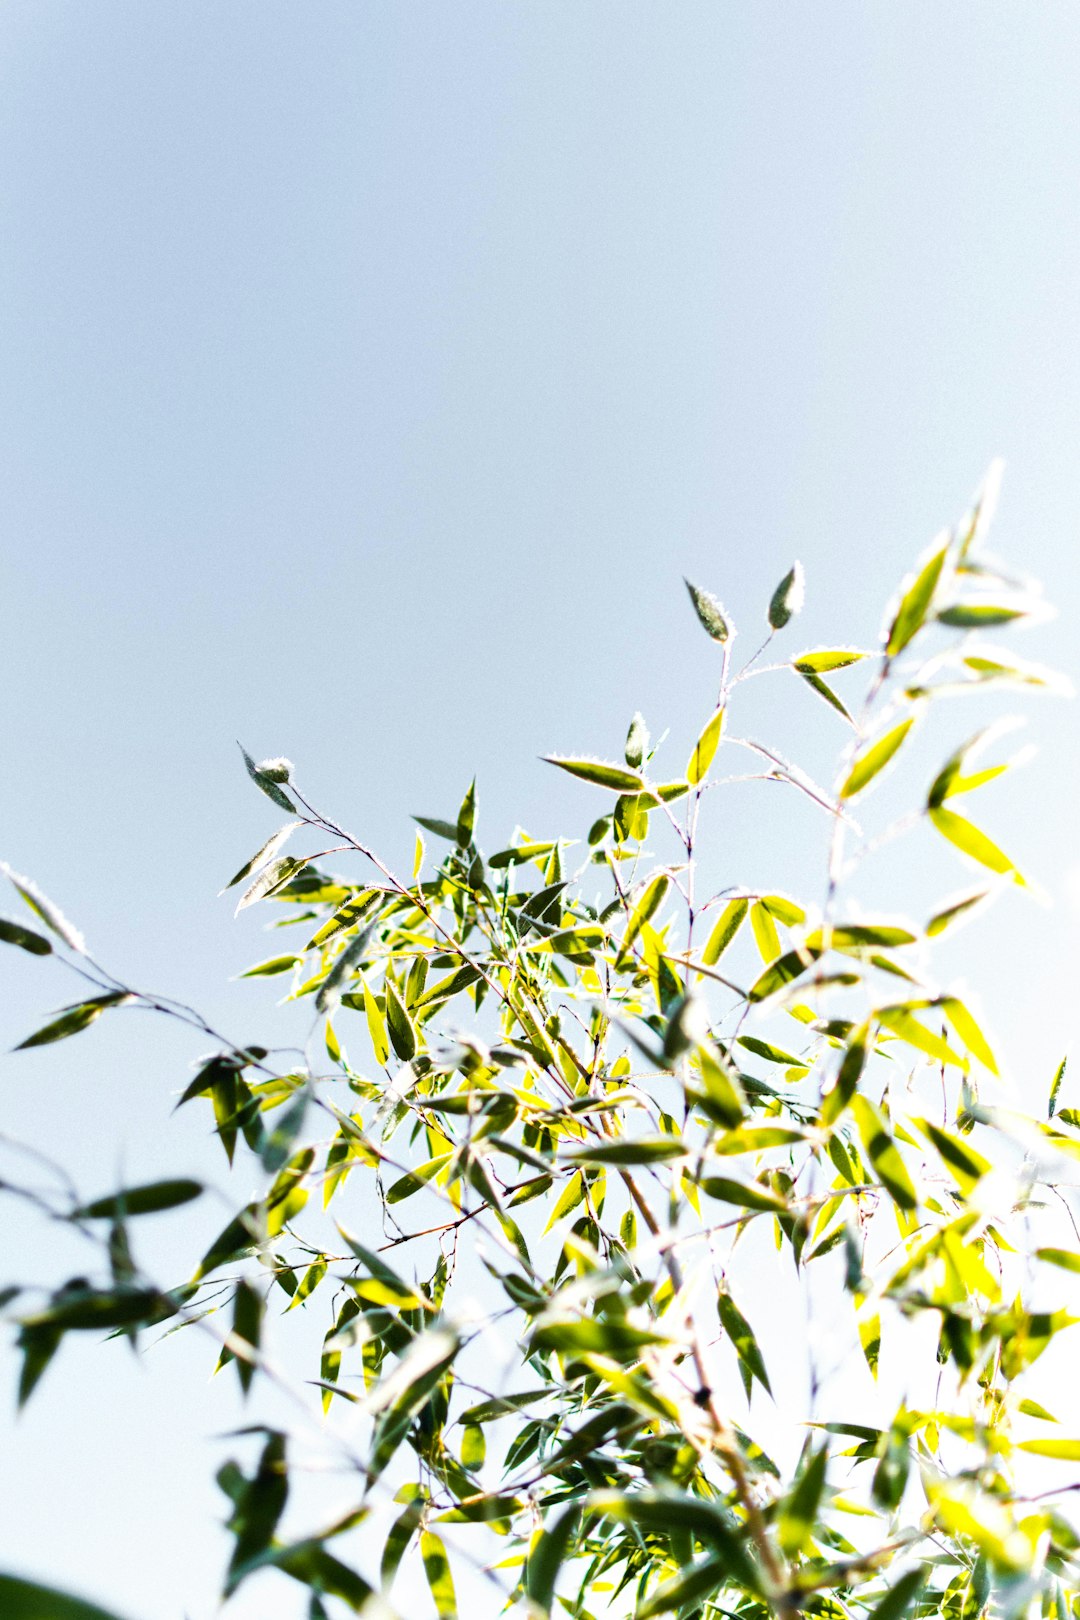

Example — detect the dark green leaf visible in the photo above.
[0,1574,134,1620]
[238,744,296,813]
[73,1179,203,1219]
[684,578,734,642]
[768,561,804,629]
[0,917,52,956]
[16,993,130,1050]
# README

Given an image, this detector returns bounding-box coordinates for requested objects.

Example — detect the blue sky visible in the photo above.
[2,6,1079,1616]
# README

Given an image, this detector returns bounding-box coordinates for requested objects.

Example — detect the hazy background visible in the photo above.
[1,5,1079,1616]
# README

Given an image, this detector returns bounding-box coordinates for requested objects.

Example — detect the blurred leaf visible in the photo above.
[73,1179,203,1220]
[718,1288,771,1396]
[0,1575,134,1620]
[886,540,948,656]
[929,805,1022,882]
[840,717,916,800]
[420,1531,457,1618]
[636,1556,728,1617]
[0,917,52,956]
[699,1176,787,1212]
[233,1280,264,1397]
[525,1504,581,1616]
[864,1568,928,1620]
[938,602,1028,628]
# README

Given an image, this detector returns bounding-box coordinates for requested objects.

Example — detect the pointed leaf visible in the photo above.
[684,579,733,642]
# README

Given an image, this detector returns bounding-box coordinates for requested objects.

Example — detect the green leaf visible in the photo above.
[487,841,557,869]
[306,888,382,950]
[636,1555,728,1617]
[878,1004,966,1069]
[929,806,1023,882]
[717,1288,771,1395]
[702,897,748,964]
[233,1279,264,1396]
[624,873,670,949]
[384,977,418,1062]
[238,744,296,813]
[938,602,1028,628]
[16,993,130,1050]
[223,1432,290,1587]
[624,712,648,769]
[543,757,646,793]
[222,822,302,890]
[777,1444,827,1556]
[687,707,725,785]
[1049,1055,1067,1118]
[840,716,916,800]
[239,954,300,979]
[235,855,308,914]
[797,668,853,722]
[563,1136,686,1166]
[589,1490,761,1595]
[851,1096,918,1210]
[749,900,781,963]
[696,1045,746,1127]
[362,976,390,1066]
[940,996,998,1074]
[0,916,52,955]
[699,1176,787,1212]
[864,1568,928,1620]
[238,1541,373,1609]
[412,815,460,842]
[456,778,477,846]
[886,540,949,656]
[0,864,86,952]
[793,648,867,674]
[420,1530,458,1619]
[746,947,818,1002]
[460,1421,486,1470]
[73,1179,203,1219]
[768,561,805,629]
[684,578,733,642]
[926,888,988,937]
[914,1120,989,1193]
[0,1575,134,1620]
[525,1504,581,1616]
[316,918,380,1015]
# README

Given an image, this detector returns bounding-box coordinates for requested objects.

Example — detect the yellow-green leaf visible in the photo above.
[840,717,916,800]
[687,707,725,785]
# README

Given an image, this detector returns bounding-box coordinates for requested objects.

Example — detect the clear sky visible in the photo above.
[2,6,1079,1617]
